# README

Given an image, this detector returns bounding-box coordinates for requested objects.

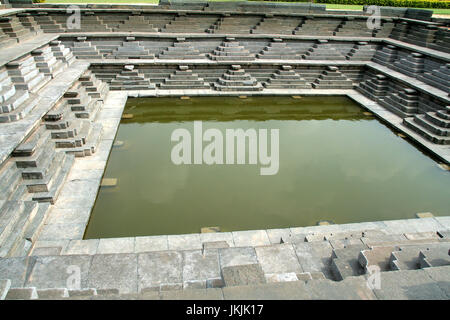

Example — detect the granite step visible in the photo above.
[419,245,450,268]
[0,201,38,254]
[31,154,74,203]
[12,126,50,157]
[331,244,367,281]
[14,142,55,169]
[0,201,40,258]
[413,114,449,137]
[23,151,66,193]
[59,122,103,157]
[21,149,63,180]
[0,161,22,201]
[12,202,51,256]
[403,117,450,145]
[0,279,11,300]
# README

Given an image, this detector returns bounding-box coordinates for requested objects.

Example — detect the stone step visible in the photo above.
[0,89,29,115]
[331,244,367,281]
[23,151,66,193]
[12,126,49,157]
[425,112,450,128]
[379,97,417,118]
[413,113,448,137]
[221,263,266,287]
[403,117,450,145]
[52,120,90,148]
[0,91,39,123]
[4,287,38,300]
[389,244,446,271]
[0,279,11,300]
[59,122,103,157]
[0,201,38,254]
[14,142,55,169]
[0,161,22,200]
[10,202,51,257]
[31,154,74,203]
[44,99,68,122]
[359,246,397,273]
[21,149,63,180]
[0,200,41,258]
[419,245,450,268]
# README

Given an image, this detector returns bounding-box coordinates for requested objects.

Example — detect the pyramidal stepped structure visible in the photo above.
[214,65,263,91]
[208,38,255,61]
[263,65,309,89]
[159,65,209,89]
[110,65,155,90]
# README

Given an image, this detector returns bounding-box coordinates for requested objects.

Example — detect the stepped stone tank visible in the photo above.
[0,0,449,300]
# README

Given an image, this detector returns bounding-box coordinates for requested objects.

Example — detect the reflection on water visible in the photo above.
[84,96,450,239]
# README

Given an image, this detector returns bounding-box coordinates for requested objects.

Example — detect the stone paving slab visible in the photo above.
[87,253,138,294]
[218,247,258,268]
[160,288,224,300]
[0,256,32,288]
[200,232,235,247]
[182,250,222,289]
[232,230,270,247]
[62,239,99,256]
[422,266,450,298]
[305,276,376,300]
[138,251,183,292]
[372,268,449,300]
[135,235,169,253]
[97,237,135,254]
[38,223,86,241]
[255,244,303,275]
[26,255,92,289]
[168,233,202,250]
[222,281,311,300]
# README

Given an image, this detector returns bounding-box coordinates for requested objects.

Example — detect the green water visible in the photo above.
[84,96,450,239]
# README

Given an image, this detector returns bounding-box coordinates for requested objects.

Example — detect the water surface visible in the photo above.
[84,96,450,238]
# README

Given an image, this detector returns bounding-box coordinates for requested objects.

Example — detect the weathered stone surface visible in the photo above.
[168,233,202,250]
[222,281,310,300]
[97,237,135,254]
[160,288,224,300]
[88,254,138,294]
[138,251,183,292]
[0,279,11,300]
[134,235,168,253]
[5,287,38,300]
[0,257,32,287]
[219,247,258,268]
[182,250,222,289]
[306,276,376,300]
[222,264,266,287]
[26,255,92,289]
[37,288,69,299]
[62,240,99,255]
[373,269,448,300]
[255,244,303,274]
[232,230,270,247]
